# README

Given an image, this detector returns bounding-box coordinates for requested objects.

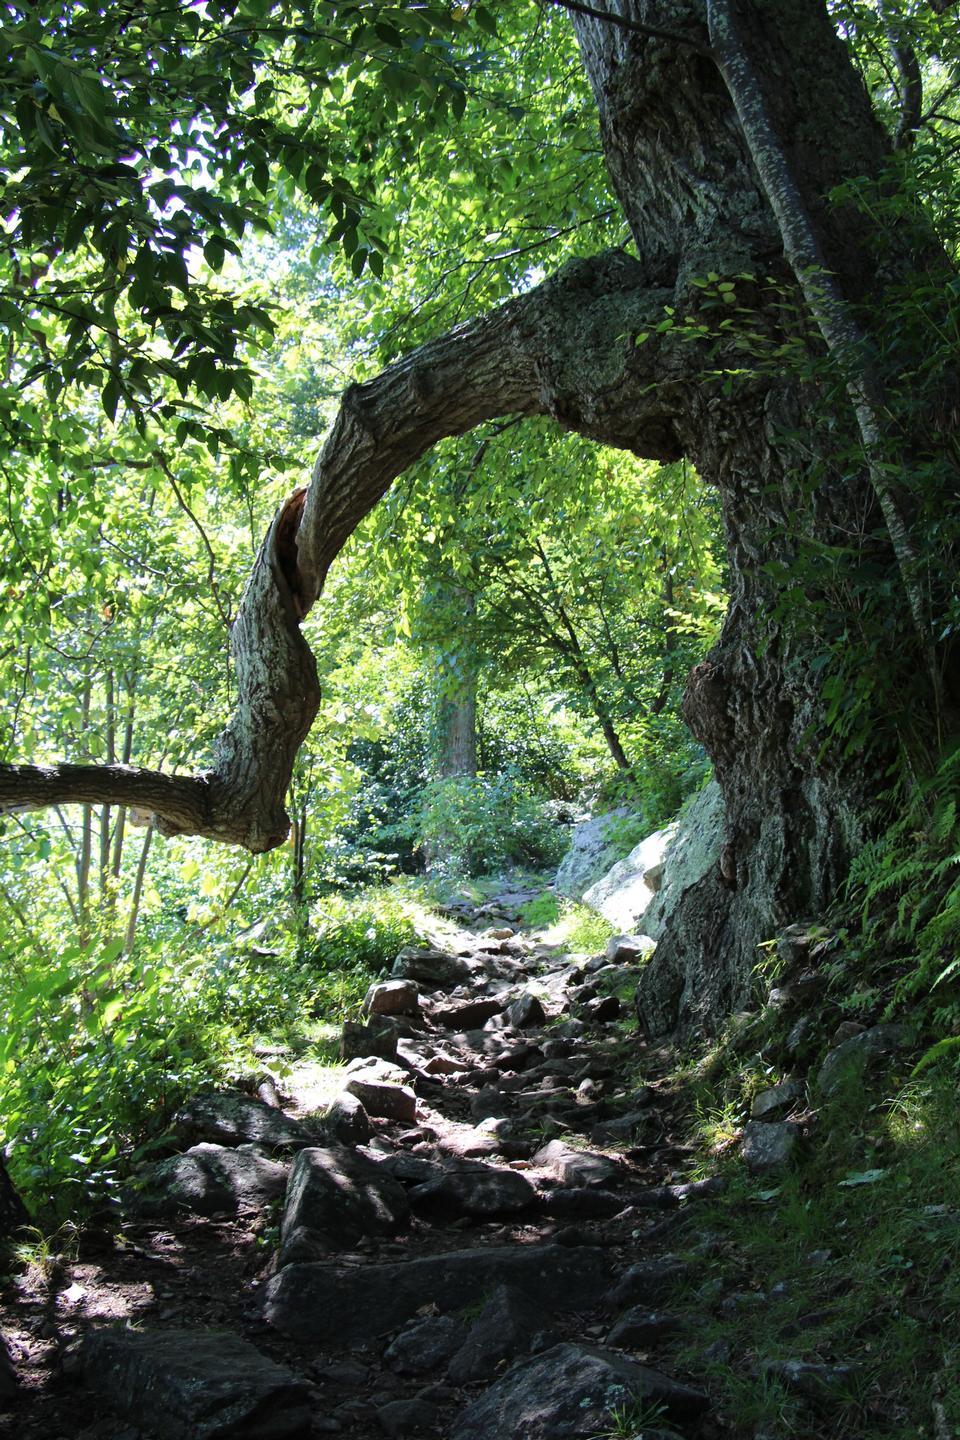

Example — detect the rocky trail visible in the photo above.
[0,888,811,1440]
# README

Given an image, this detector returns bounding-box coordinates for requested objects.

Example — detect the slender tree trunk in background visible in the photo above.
[77,676,92,942]
[432,589,479,782]
[123,820,154,956]
[291,799,307,914]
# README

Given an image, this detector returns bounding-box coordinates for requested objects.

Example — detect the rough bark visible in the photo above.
[0,1154,28,1242]
[569,0,954,1033]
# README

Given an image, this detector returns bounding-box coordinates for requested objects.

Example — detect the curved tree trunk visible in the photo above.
[1,2,955,1036]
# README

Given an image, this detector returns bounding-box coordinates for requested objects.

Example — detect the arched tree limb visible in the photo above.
[0,254,678,850]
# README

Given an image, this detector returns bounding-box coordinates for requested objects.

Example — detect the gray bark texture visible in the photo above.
[2,1,956,1033]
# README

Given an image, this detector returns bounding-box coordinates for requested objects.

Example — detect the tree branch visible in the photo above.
[1,253,677,850]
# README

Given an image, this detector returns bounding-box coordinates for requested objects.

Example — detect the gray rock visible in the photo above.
[606,1308,686,1348]
[323,1091,372,1146]
[751,1079,805,1120]
[555,809,644,903]
[0,1334,17,1400]
[81,1327,310,1439]
[470,1086,509,1121]
[171,1091,311,1151]
[392,948,470,989]
[605,1259,688,1310]
[278,1224,331,1267]
[433,998,503,1029]
[506,994,547,1029]
[282,1146,409,1249]
[816,1024,908,1098]
[634,781,723,941]
[341,1019,399,1063]
[605,934,657,964]
[533,1139,619,1188]
[449,1286,547,1384]
[741,1120,798,1174]
[763,1359,856,1403]
[408,1162,536,1217]
[344,1077,418,1123]
[540,1188,624,1219]
[366,979,420,1017]
[450,1342,708,1440]
[581,821,678,935]
[585,994,620,1022]
[265,1245,611,1344]
[384,1316,466,1375]
[376,1398,440,1436]
[136,1143,288,1217]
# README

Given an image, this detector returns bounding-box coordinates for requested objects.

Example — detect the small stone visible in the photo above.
[365,980,421,1018]
[450,1342,708,1440]
[506,994,547,1029]
[408,1162,536,1217]
[586,994,621,1022]
[751,1079,805,1120]
[816,1025,907,1098]
[341,1019,399,1063]
[135,1143,288,1217]
[281,1146,409,1249]
[605,1259,688,1310]
[534,1140,619,1188]
[606,1309,686,1348]
[324,1091,371,1146]
[392,948,470,989]
[434,998,504,1029]
[741,1120,797,1174]
[376,1398,440,1436]
[605,934,656,964]
[763,1358,856,1404]
[344,1077,418,1123]
[383,1316,465,1376]
[171,1091,311,1151]
[449,1286,547,1384]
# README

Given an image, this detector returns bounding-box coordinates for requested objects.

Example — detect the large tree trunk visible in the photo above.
[571,0,955,1032]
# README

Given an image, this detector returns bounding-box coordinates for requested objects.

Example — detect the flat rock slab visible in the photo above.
[533,1139,620,1188]
[172,1091,312,1151]
[450,1342,708,1440]
[282,1146,409,1249]
[433,997,504,1029]
[344,1076,418,1123]
[81,1328,311,1439]
[408,1161,536,1216]
[265,1245,611,1345]
[136,1144,288,1217]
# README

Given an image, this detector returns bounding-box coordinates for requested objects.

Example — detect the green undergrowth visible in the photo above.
[0,885,423,1224]
[659,990,960,1437]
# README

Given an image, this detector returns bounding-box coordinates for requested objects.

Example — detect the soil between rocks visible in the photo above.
[0,889,715,1440]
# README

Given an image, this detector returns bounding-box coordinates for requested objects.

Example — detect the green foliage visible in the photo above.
[842,744,960,1037]
[0,883,420,1218]
[415,773,568,879]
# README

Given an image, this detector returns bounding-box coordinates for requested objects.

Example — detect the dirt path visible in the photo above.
[1,887,720,1440]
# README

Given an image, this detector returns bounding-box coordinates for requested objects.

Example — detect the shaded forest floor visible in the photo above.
[1,879,958,1440]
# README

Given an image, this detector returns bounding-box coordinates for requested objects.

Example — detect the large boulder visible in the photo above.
[81,1327,310,1439]
[265,1245,611,1345]
[555,809,644,903]
[634,781,724,940]
[580,821,677,932]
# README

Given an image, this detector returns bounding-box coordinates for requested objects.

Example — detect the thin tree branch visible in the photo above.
[548,0,709,53]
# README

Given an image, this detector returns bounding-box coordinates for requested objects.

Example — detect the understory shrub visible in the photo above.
[415,772,569,877]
